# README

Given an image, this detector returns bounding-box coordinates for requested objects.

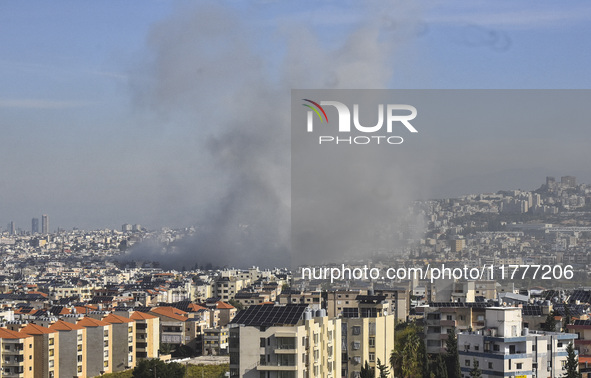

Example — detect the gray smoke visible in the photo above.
[121,2,424,269]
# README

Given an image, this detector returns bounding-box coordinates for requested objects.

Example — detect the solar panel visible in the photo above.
[231,304,308,327]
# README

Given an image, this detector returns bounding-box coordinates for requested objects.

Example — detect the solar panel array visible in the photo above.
[522,306,543,316]
[553,304,587,316]
[355,295,386,303]
[429,302,493,308]
[231,304,308,327]
[172,300,192,312]
[570,290,591,304]
[573,319,591,326]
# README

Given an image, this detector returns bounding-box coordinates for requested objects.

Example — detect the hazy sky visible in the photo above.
[1,0,591,232]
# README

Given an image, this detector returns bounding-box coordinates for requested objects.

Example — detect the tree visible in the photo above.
[158,343,174,355]
[563,342,581,378]
[360,361,374,378]
[542,311,557,332]
[132,359,185,378]
[469,358,482,378]
[376,358,390,378]
[390,323,427,378]
[445,327,461,378]
[430,354,448,378]
[228,299,244,311]
[564,303,572,329]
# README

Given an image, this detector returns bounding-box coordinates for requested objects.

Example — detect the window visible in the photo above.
[104,340,109,347]
[77,334,83,342]
[77,366,82,373]
[77,345,82,352]
[447,315,453,321]
[474,345,479,351]
[516,363,523,369]
[465,360,470,367]
[369,353,375,362]
[49,360,54,368]
[369,337,375,347]
[260,338,265,347]
[493,344,500,352]
[104,361,109,367]
[352,326,361,335]
[48,338,54,346]
[78,355,83,362]
[488,362,493,369]
[104,330,109,338]
[128,326,133,333]
[558,342,563,348]
[49,349,54,357]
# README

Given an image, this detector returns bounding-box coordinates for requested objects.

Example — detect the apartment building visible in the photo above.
[202,327,229,356]
[49,320,87,377]
[77,317,112,376]
[213,277,247,301]
[458,307,577,378]
[423,302,492,354]
[0,328,35,377]
[130,311,160,360]
[229,304,341,378]
[340,295,396,378]
[149,306,189,345]
[102,314,136,372]
[19,324,59,378]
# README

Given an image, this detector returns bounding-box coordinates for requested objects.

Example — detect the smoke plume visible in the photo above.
[122,2,424,269]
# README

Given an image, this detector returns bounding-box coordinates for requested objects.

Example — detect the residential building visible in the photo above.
[77,317,112,376]
[130,311,160,360]
[19,323,59,378]
[458,307,577,378]
[49,320,87,378]
[102,314,136,372]
[0,328,35,377]
[229,304,341,378]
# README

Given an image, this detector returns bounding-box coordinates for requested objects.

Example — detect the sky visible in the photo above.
[1,0,591,235]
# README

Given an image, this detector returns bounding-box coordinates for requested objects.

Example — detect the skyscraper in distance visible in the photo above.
[41,214,49,234]
[32,218,39,234]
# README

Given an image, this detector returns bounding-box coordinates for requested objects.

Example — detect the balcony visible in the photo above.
[275,344,297,354]
[258,362,298,371]
[441,320,455,327]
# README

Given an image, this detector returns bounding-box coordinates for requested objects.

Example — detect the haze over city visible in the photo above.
[2,1,591,233]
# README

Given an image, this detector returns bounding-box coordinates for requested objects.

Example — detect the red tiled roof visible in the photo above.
[77,317,110,327]
[130,312,158,320]
[103,314,133,324]
[0,328,31,339]
[150,307,188,321]
[216,301,235,310]
[49,320,85,331]
[21,324,54,335]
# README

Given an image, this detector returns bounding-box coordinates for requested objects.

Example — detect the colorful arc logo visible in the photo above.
[302,99,328,123]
